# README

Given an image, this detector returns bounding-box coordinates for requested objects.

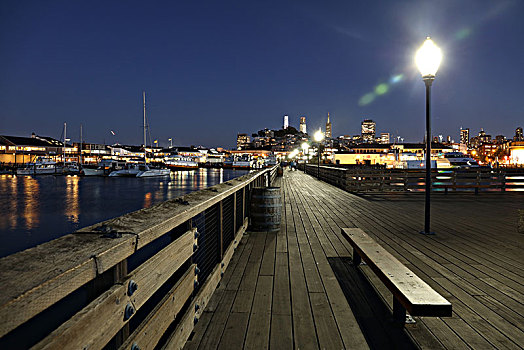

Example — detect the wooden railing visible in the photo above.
[303,164,524,194]
[0,166,278,349]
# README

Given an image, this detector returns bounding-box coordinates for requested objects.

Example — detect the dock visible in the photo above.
[0,166,522,349]
[185,169,524,349]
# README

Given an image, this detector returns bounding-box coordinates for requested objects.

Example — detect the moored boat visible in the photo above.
[109,163,142,177]
[165,155,198,170]
[136,164,170,177]
[16,157,58,175]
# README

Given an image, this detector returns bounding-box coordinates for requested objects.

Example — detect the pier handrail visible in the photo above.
[0,166,278,349]
[304,164,524,193]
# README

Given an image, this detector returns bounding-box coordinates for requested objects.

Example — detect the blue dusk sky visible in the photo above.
[1,0,523,148]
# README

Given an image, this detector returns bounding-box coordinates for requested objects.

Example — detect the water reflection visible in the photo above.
[65,175,79,224]
[0,168,250,258]
[23,176,40,230]
[144,192,152,208]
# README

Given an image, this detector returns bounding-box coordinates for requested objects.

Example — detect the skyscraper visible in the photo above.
[514,127,523,141]
[283,115,289,129]
[300,116,307,134]
[361,119,376,142]
[325,113,332,138]
[460,128,470,146]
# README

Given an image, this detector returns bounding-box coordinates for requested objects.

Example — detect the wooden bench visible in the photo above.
[341,228,452,325]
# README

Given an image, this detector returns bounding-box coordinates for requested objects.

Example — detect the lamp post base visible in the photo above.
[419,230,435,235]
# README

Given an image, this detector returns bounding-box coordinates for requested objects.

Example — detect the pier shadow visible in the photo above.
[328,257,421,350]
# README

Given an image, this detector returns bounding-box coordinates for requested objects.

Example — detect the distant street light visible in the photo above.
[415,36,442,235]
[314,129,324,179]
[302,142,309,173]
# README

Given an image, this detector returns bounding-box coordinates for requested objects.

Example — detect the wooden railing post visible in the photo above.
[219,200,224,259]
[475,170,480,195]
[233,192,237,234]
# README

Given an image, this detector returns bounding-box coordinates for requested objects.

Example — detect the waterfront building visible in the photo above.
[236,133,250,150]
[361,119,376,143]
[333,143,452,166]
[283,115,289,130]
[460,128,469,146]
[325,113,332,139]
[509,141,524,165]
[379,133,390,144]
[300,116,307,134]
[0,134,75,164]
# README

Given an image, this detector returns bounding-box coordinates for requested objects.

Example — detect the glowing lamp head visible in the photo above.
[415,37,442,78]
[314,129,324,142]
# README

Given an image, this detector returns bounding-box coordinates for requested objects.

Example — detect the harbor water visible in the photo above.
[0,168,250,258]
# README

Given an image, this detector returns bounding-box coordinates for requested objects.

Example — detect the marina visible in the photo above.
[0,168,250,258]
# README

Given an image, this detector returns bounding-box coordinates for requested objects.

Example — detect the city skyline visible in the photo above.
[1,1,523,147]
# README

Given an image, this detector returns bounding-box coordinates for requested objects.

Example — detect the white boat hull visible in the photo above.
[83,167,104,176]
[16,166,57,175]
[136,169,171,177]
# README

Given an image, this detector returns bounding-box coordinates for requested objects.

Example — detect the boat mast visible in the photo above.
[143,91,147,163]
[63,122,67,163]
[80,124,83,164]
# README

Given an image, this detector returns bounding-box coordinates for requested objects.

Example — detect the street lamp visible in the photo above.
[301,142,309,173]
[314,129,324,179]
[415,36,442,235]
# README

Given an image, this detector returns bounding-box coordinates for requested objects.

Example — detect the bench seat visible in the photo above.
[341,228,452,323]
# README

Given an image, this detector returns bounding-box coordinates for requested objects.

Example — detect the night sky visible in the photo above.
[1,0,523,148]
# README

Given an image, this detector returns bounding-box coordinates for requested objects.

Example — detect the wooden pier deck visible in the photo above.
[184,169,524,349]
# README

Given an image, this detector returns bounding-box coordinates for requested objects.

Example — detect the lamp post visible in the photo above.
[301,142,309,173]
[415,37,442,235]
[314,129,324,179]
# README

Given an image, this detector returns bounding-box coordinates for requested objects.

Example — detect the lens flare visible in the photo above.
[375,84,389,95]
[359,93,375,106]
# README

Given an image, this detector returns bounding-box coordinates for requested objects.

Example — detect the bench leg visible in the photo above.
[352,248,361,266]
[393,298,406,326]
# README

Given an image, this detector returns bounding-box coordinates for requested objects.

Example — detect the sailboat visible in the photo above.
[109,92,170,177]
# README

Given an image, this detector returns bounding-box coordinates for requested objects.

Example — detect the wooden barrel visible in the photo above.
[250,187,282,232]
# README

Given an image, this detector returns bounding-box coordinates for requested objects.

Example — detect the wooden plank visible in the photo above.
[272,252,291,316]
[309,292,344,349]
[195,290,236,350]
[217,312,249,350]
[33,229,195,350]
[259,231,276,276]
[269,314,293,350]
[244,275,273,350]
[120,266,195,350]
[163,263,223,350]
[286,185,319,349]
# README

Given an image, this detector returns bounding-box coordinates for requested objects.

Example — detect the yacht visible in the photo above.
[165,155,198,170]
[83,159,125,176]
[136,164,171,177]
[16,157,58,175]
[61,162,81,175]
[232,155,253,169]
[442,152,479,169]
[109,163,142,177]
